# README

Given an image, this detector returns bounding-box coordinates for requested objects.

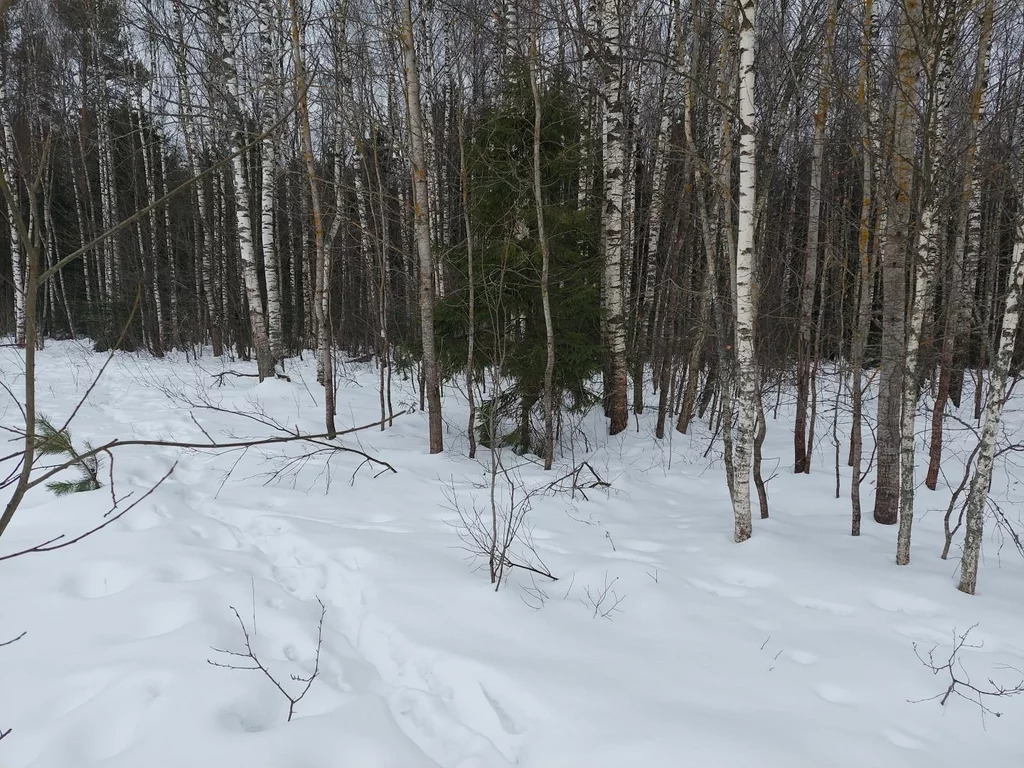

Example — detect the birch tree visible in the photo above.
[873,0,924,527]
[957,162,1024,595]
[260,0,285,362]
[793,0,839,474]
[0,21,23,346]
[896,3,954,565]
[213,0,275,380]
[601,0,628,436]
[926,0,995,490]
[401,0,443,454]
[849,0,878,537]
[528,19,556,471]
[731,0,757,543]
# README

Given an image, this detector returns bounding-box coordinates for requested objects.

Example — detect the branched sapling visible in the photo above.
[208,598,327,723]
[910,624,1024,724]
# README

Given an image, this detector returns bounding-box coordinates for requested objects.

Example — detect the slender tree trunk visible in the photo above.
[289,0,336,436]
[957,187,1024,595]
[261,0,285,363]
[402,0,443,454]
[155,124,180,346]
[850,0,877,536]
[794,0,839,474]
[601,0,628,435]
[896,6,952,565]
[927,0,994,490]
[134,102,165,354]
[731,0,757,543]
[459,108,477,458]
[873,0,923,527]
[528,37,556,470]
[215,0,274,380]
[0,167,39,542]
[634,37,676,416]
[0,49,24,346]
[174,0,222,355]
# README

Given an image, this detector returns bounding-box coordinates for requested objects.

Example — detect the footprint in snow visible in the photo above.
[389,686,513,767]
[154,556,216,583]
[883,728,925,750]
[792,596,857,616]
[620,539,666,553]
[479,684,523,736]
[117,505,167,531]
[131,595,199,639]
[69,671,172,762]
[868,589,943,618]
[687,577,749,599]
[185,522,243,551]
[62,560,139,599]
[271,563,329,597]
[814,683,859,705]
[717,566,778,589]
[218,700,278,733]
[786,650,819,666]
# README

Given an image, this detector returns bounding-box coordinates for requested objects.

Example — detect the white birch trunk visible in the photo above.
[529,35,556,470]
[155,123,180,343]
[0,66,24,345]
[732,0,758,543]
[896,10,951,565]
[96,87,117,302]
[794,0,839,474]
[260,0,285,362]
[402,0,444,454]
[873,0,922,527]
[172,0,221,354]
[957,189,1024,594]
[216,0,274,379]
[289,0,336,435]
[134,102,165,350]
[601,0,628,435]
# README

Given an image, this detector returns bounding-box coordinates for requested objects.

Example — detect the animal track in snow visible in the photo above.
[883,728,925,750]
[479,684,523,736]
[687,578,749,599]
[389,686,512,767]
[814,683,858,705]
[868,589,943,618]
[71,671,172,762]
[620,539,666,553]
[791,596,857,616]
[62,560,139,599]
[717,566,777,589]
[133,595,198,639]
[185,522,244,551]
[154,556,216,583]
[218,700,278,733]
[786,650,819,666]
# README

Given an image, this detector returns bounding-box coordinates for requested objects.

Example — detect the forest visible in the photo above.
[1,0,1024,763]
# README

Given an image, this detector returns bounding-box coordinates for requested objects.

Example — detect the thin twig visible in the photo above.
[0,463,176,562]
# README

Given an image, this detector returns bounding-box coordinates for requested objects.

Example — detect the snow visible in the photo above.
[2,341,1023,767]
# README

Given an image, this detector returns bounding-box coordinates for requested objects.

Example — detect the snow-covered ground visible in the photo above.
[1,341,1022,767]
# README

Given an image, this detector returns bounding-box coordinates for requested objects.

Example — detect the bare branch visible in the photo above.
[208,598,326,722]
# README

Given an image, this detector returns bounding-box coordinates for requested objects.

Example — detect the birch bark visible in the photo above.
[214,0,274,379]
[732,0,757,543]
[957,176,1024,595]
[402,0,444,453]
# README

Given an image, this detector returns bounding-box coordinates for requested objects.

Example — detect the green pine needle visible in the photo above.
[33,417,73,457]
[46,479,98,496]
[34,414,103,496]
